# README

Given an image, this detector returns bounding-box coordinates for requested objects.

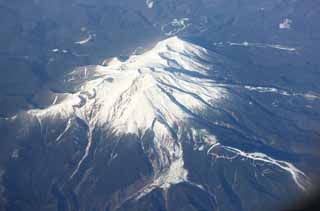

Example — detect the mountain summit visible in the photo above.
[29,36,224,134]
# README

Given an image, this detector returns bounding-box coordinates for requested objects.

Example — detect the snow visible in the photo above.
[243,85,319,99]
[63,36,224,135]
[84,67,88,78]
[28,94,80,120]
[70,127,93,179]
[75,34,93,45]
[11,149,19,159]
[207,143,310,192]
[55,118,72,143]
[161,18,191,36]
[279,18,292,29]
[154,154,188,190]
[215,41,297,52]
[244,85,285,94]
[146,0,155,8]
[52,96,58,105]
[52,49,69,53]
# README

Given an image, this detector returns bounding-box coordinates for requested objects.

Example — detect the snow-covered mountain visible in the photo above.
[27,36,226,192]
[1,37,318,211]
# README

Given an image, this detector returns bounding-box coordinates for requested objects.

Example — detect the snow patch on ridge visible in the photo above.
[279,18,292,29]
[75,34,93,45]
[161,18,191,36]
[146,0,155,8]
[214,41,297,52]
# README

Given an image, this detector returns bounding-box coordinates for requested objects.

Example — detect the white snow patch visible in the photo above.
[11,149,19,159]
[214,41,297,52]
[244,85,290,96]
[51,49,69,53]
[70,127,93,179]
[243,85,319,99]
[279,18,292,29]
[52,96,59,105]
[161,18,191,36]
[56,118,73,143]
[303,93,320,100]
[208,143,310,192]
[146,0,155,8]
[75,34,93,45]
[268,44,296,51]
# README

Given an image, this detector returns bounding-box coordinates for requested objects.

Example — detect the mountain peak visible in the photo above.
[19,36,310,202]
[25,37,225,191]
[29,37,224,135]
